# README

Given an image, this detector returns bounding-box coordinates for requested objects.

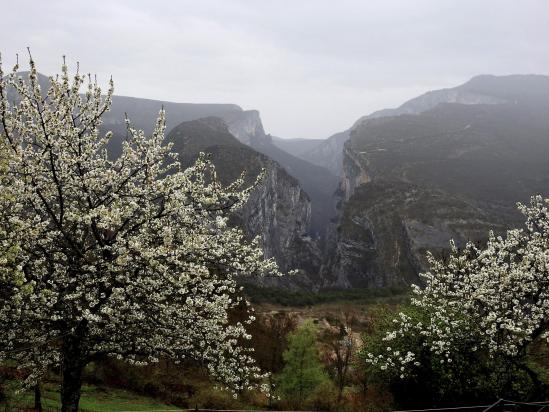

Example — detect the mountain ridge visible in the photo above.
[295,74,549,177]
[324,74,549,288]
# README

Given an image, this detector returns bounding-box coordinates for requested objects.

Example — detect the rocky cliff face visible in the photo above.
[324,74,549,289]
[324,180,507,288]
[340,145,371,201]
[166,117,322,288]
[221,110,339,237]
[243,165,322,287]
[221,109,271,146]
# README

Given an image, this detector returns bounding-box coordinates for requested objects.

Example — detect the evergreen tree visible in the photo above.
[277,321,329,408]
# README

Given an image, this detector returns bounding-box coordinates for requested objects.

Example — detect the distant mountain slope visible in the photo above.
[12,71,246,159]
[271,136,325,156]
[348,102,549,203]
[326,74,549,289]
[359,74,549,122]
[102,96,245,159]
[105,95,241,135]
[166,117,322,287]
[300,129,350,176]
[299,74,548,176]
[10,72,243,136]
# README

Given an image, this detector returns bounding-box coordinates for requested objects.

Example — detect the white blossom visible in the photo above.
[0,55,281,398]
[364,196,549,376]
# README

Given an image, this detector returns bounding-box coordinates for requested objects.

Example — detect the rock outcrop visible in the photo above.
[222,110,339,237]
[221,109,270,146]
[324,181,508,288]
[340,145,371,201]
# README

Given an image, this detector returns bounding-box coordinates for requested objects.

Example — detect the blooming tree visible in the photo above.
[0,55,279,412]
[363,196,548,390]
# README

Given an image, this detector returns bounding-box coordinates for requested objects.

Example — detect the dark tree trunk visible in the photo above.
[34,383,42,412]
[60,334,86,412]
[267,374,274,409]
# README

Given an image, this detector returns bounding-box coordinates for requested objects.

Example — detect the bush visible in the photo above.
[306,380,339,410]
[359,304,545,409]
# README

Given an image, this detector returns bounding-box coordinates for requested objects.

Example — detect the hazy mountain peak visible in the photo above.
[358,73,549,126]
[459,73,549,101]
[293,73,549,178]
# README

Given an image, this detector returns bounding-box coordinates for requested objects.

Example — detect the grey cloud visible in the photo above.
[1,0,548,138]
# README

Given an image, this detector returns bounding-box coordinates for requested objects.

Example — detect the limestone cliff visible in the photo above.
[222,110,339,237]
[166,117,322,288]
[340,145,371,201]
[324,180,507,288]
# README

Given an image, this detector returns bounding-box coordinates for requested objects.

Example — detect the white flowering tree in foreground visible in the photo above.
[363,196,548,396]
[0,55,280,412]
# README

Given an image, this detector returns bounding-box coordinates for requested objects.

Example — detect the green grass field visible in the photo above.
[1,381,180,412]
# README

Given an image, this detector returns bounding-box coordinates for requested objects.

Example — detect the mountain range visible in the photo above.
[12,72,549,290]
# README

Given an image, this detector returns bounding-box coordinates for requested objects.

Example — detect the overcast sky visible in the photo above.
[1,0,548,138]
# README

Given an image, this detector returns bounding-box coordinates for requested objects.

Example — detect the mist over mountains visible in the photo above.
[14,71,549,289]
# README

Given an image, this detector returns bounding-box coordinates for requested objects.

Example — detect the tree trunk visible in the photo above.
[267,374,273,409]
[60,334,86,412]
[33,383,42,412]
